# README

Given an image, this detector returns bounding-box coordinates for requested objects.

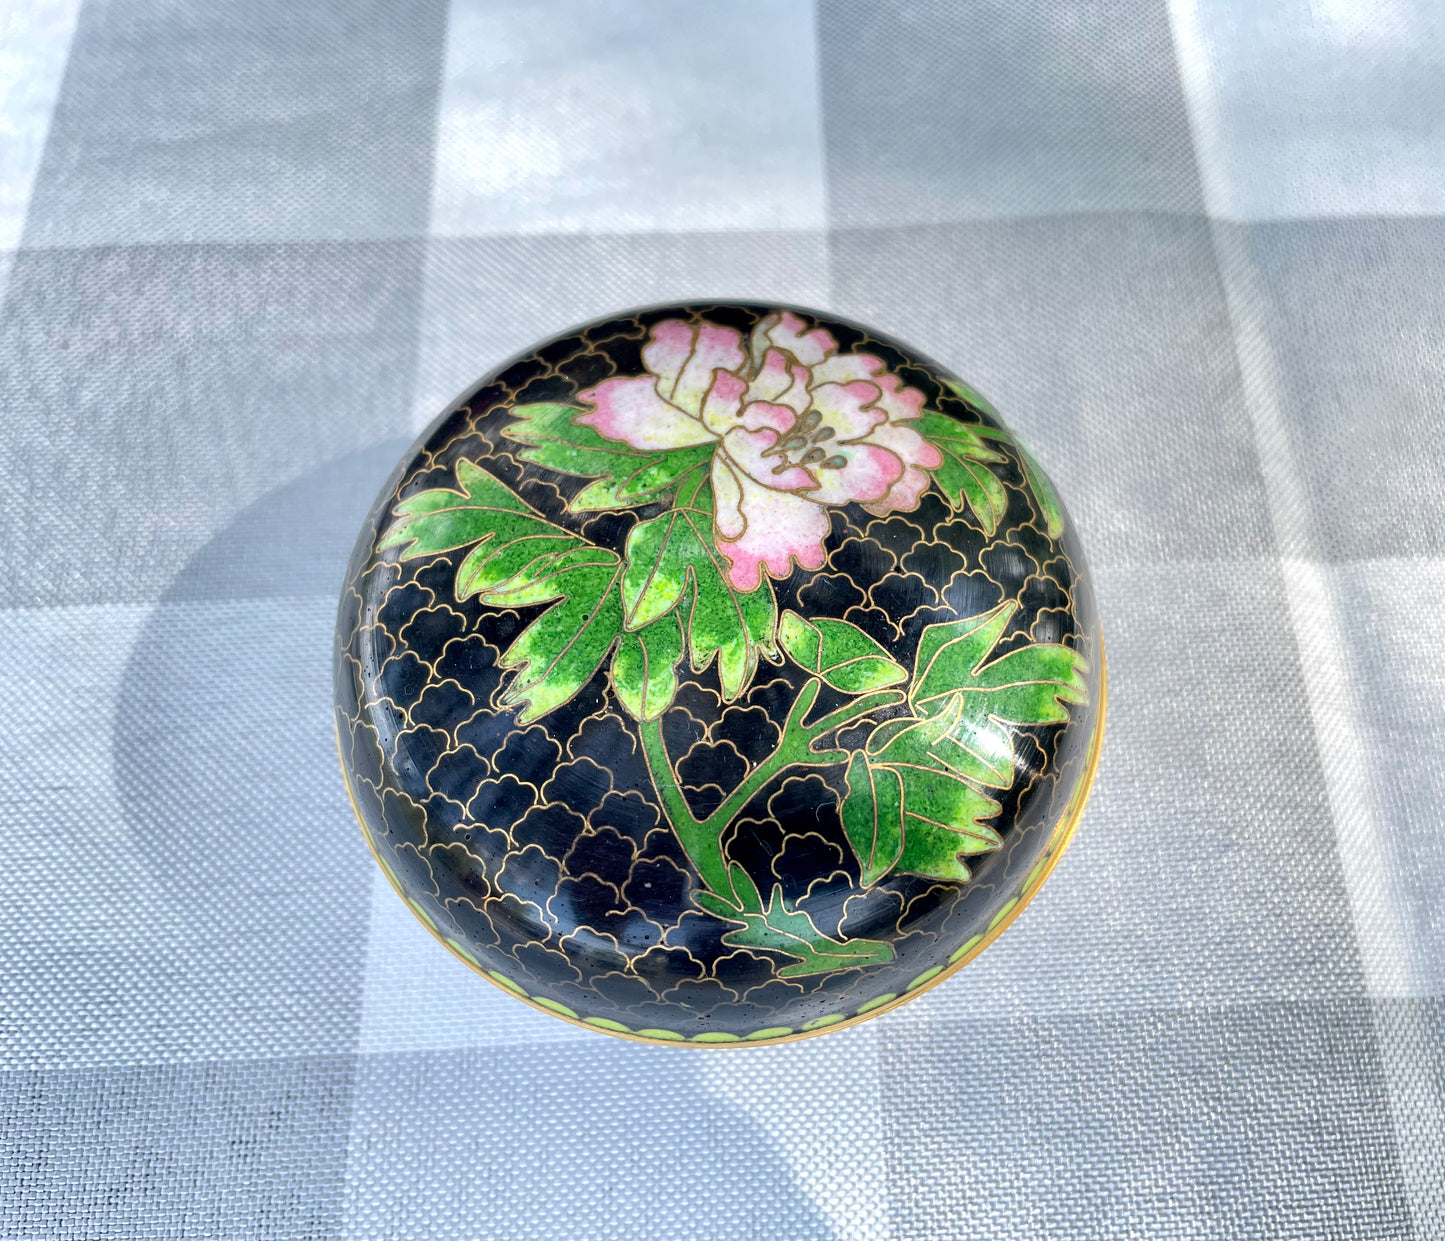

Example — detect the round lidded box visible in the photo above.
[335,304,1104,1045]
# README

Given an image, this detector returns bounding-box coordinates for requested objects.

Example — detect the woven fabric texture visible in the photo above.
[1,1,1442,1237]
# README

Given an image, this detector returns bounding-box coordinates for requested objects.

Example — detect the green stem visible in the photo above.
[638,714,733,897]
[636,680,906,907]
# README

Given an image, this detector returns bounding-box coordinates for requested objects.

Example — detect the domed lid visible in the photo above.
[335,304,1104,1045]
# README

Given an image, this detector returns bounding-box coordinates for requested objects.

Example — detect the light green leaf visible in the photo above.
[841,752,904,884]
[455,533,578,598]
[504,403,647,478]
[941,380,1067,537]
[492,548,624,724]
[376,458,624,725]
[620,504,703,630]
[893,809,1002,882]
[848,602,1089,886]
[867,692,1013,789]
[612,614,684,721]
[897,764,1002,850]
[1017,441,1066,539]
[379,459,559,564]
[702,869,895,977]
[912,600,1088,727]
[621,472,776,699]
[778,611,907,694]
[504,403,715,512]
[918,409,1009,535]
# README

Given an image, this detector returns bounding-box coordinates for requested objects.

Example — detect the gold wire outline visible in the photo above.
[337,633,1107,1049]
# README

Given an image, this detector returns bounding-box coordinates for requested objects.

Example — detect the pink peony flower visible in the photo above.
[577,311,943,592]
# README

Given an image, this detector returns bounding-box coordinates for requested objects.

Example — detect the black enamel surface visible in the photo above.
[334,303,1102,1043]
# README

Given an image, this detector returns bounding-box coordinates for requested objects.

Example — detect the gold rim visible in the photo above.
[337,637,1107,1048]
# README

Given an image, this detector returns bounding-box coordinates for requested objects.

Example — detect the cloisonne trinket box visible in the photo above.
[335,304,1104,1045]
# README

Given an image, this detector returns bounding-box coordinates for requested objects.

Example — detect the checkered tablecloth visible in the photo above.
[2,1,1442,1237]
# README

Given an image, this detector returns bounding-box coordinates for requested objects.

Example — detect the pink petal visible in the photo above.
[859,422,944,516]
[750,310,837,369]
[648,320,745,418]
[869,371,925,422]
[868,419,943,472]
[767,310,837,367]
[737,400,797,436]
[810,352,925,422]
[714,474,831,592]
[700,369,746,434]
[641,320,697,399]
[809,441,904,507]
[746,347,811,416]
[862,466,933,517]
[808,353,877,385]
[721,425,813,491]
[811,380,888,441]
[576,376,714,450]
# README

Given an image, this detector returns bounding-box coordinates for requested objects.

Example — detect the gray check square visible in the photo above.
[0,1056,354,1240]
[21,0,447,247]
[0,241,425,606]
[831,216,1276,566]
[819,0,1202,227]
[879,1001,1411,1239]
[1225,218,1445,561]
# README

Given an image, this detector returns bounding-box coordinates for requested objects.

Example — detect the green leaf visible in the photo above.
[706,869,895,977]
[455,533,579,598]
[504,403,715,512]
[778,612,907,694]
[918,409,1009,535]
[379,459,561,564]
[621,472,776,698]
[376,458,625,726]
[841,752,904,884]
[896,764,1002,852]
[492,548,624,724]
[854,696,1000,884]
[611,614,684,721]
[849,602,1089,885]
[1017,441,1066,539]
[868,692,1013,789]
[894,809,1002,882]
[912,601,1088,727]
[940,381,1067,537]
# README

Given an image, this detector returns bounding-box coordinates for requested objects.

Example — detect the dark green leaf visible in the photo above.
[707,869,895,977]
[612,614,684,721]
[778,611,907,694]
[620,472,776,698]
[504,403,714,511]
[841,752,905,884]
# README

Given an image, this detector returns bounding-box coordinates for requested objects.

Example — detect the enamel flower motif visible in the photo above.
[576,311,944,591]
